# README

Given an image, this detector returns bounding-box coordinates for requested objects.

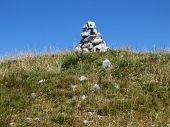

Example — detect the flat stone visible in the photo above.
[92,38,103,45]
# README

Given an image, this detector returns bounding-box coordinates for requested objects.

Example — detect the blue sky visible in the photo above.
[0,0,170,55]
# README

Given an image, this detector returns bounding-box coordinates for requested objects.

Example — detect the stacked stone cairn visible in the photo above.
[76,21,109,52]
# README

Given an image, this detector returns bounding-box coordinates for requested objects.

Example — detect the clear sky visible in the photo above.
[0,0,170,56]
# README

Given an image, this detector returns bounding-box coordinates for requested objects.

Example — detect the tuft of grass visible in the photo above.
[0,49,170,126]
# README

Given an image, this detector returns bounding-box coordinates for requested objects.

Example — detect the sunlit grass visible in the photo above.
[0,48,170,126]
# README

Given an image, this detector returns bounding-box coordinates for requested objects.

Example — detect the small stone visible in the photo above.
[102,59,111,68]
[87,112,95,115]
[79,76,87,81]
[34,118,40,122]
[81,95,86,100]
[92,38,103,45]
[93,43,109,52]
[87,21,95,28]
[10,122,14,126]
[84,119,93,124]
[114,84,119,89]
[82,48,90,52]
[70,85,77,89]
[25,117,32,120]
[75,46,82,51]
[84,120,88,124]
[93,84,100,89]
[38,79,46,84]
[61,112,66,115]
[31,93,36,98]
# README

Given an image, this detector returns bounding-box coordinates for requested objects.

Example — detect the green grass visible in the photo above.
[0,49,170,126]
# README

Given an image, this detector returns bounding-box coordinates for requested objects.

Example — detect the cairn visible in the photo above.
[76,21,109,52]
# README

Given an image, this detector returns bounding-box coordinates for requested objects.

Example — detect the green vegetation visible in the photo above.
[0,49,170,126]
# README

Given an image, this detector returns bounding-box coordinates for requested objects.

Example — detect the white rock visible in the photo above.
[92,28,98,34]
[83,24,88,29]
[70,85,77,89]
[25,117,32,120]
[10,122,14,126]
[81,95,86,100]
[84,120,89,124]
[81,29,91,37]
[31,93,36,98]
[167,124,170,127]
[114,84,119,89]
[82,48,90,52]
[75,46,82,51]
[84,119,93,124]
[102,59,111,68]
[92,38,103,45]
[61,112,66,115]
[94,43,109,52]
[38,79,46,84]
[81,43,91,48]
[79,76,87,81]
[93,84,100,89]
[34,118,40,122]
[87,112,95,115]
[87,21,96,28]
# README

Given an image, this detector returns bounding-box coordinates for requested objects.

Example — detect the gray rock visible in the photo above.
[93,84,100,89]
[81,29,91,38]
[87,21,96,29]
[102,59,111,68]
[94,43,109,52]
[92,38,104,45]
[75,45,82,51]
[79,76,87,81]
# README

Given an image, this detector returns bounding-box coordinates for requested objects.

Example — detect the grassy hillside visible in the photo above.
[0,49,170,127]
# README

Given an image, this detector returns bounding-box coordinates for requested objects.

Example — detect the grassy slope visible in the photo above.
[0,49,170,127]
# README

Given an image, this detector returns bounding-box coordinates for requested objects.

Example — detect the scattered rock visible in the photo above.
[86,111,95,115]
[76,20,109,52]
[34,118,41,122]
[114,84,119,89]
[79,76,87,81]
[25,117,32,120]
[167,124,170,127]
[102,59,111,68]
[31,93,36,98]
[70,85,78,89]
[84,119,93,124]
[80,95,86,100]
[61,112,66,115]
[84,120,89,124]
[38,79,46,84]
[93,84,100,89]
[10,122,14,126]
